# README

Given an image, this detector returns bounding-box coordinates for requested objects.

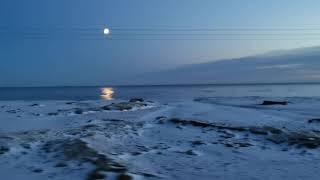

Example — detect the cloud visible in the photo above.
[257,64,303,70]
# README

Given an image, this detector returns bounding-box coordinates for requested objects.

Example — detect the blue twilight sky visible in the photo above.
[1,0,320,86]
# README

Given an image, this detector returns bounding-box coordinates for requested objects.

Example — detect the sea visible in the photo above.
[1,83,320,103]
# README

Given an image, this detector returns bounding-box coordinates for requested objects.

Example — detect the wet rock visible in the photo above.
[261,100,288,106]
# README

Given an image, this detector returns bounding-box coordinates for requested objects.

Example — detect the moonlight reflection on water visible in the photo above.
[101,87,114,100]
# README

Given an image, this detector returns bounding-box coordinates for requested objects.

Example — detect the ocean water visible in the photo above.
[1,84,320,102]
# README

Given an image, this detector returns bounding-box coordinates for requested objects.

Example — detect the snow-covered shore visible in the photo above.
[1,97,320,180]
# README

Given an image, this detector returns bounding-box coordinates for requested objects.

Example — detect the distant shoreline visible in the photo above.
[1,82,320,89]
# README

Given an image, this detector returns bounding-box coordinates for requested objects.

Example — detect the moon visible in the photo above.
[103,28,110,35]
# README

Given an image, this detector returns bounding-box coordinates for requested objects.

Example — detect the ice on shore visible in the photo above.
[0,97,320,180]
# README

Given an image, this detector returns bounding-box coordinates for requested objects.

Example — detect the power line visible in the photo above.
[2,26,320,41]
[2,26,320,31]
[111,27,320,32]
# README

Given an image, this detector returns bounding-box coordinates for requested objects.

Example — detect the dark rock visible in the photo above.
[219,134,234,139]
[21,143,31,149]
[48,112,59,116]
[288,132,320,149]
[55,162,67,167]
[131,152,142,156]
[87,170,106,180]
[156,116,167,120]
[191,140,205,146]
[185,150,197,156]
[102,101,147,111]
[74,108,84,114]
[104,164,127,173]
[224,143,235,148]
[44,139,128,178]
[267,131,320,149]
[266,134,288,144]
[169,118,246,131]
[102,103,133,111]
[141,173,159,178]
[30,103,39,107]
[6,110,17,114]
[236,142,252,147]
[249,127,269,135]
[262,126,283,134]
[117,174,133,180]
[129,98,144,103]
[156,116,167,124]
[170,118,211,128]
[170,118,320,149]
[0,145,9,155]
[261,101,288,106]
[308,118,320,123]
[62,139,98,160]
[33,168,43,173]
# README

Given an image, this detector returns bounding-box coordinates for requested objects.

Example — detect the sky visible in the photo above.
[1,0,320,87]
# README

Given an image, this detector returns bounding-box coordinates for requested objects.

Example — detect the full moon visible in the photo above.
[103,28,110,35]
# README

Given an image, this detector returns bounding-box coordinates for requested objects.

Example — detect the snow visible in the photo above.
[1,97,320,179]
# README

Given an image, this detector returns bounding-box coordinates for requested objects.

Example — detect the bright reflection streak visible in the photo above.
[101,87,114,100]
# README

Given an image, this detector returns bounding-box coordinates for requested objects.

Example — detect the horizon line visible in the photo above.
[1,81,320,89]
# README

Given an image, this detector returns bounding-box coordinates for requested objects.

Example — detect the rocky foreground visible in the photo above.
[1,97,320,180]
